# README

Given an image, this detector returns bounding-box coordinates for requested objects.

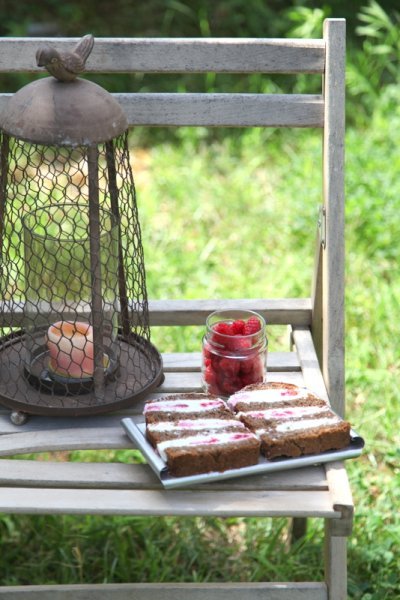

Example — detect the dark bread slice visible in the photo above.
[257,419,351,459]
[228,382,327,413]
[144,392,260,477]
[229,382,351,460]
[158,433,261,477]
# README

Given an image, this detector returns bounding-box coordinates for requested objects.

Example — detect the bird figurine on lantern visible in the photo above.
[36,34,94,82]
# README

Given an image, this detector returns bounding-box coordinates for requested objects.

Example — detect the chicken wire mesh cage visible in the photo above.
[0,40,163,418]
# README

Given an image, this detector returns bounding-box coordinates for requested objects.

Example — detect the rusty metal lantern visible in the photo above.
[0,36,163,419]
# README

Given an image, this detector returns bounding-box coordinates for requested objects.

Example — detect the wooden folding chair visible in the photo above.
[0,18,351,599]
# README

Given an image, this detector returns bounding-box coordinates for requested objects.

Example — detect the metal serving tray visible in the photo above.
[121,417,365,489]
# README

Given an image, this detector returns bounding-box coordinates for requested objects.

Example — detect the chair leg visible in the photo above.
[291,517,307,544]
[324,520,348,600]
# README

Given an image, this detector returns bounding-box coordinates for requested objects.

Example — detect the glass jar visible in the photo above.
[22,203,119,395]
[201,309,268,398]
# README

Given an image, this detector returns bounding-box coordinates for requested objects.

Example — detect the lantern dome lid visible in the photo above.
[1,77,128,146]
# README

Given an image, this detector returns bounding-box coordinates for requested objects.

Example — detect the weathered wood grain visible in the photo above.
[0,368,305,438]
[0,297,312,327]
[162,351,300,372]
[0,92,324,128]
[291,327,330,402]
[0,364,302,427]
[155,371,303,394]
[311,217,324,371]
[0,37,325,74]
[149,298,312,326]
[0,427,128,456]
[320,19,346,416]
[119,93,324,127]
[0,581,328,600]
[0,459,328,492]
[0,486,339,517]
[325,461,354,536]
[325,522,348,600]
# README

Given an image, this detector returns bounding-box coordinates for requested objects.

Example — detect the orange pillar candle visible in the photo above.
[47,321,95,379]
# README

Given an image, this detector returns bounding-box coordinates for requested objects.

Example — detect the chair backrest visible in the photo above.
[0,19,345,414]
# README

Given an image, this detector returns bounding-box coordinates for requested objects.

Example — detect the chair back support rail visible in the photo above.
[0,19,350,600]
[0,19,345,414]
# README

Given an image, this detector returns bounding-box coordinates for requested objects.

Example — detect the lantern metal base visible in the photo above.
[0,331,164,417]
[24,344,119,396]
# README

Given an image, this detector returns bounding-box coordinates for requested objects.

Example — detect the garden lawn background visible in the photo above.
[0,2,399,599]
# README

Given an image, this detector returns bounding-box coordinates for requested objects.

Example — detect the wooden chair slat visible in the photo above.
[0,298,312,328]
[292,327,330,402]
[0,372,309,453]
[325,461,354,536]
[0,93,323,128]
[0,459,328,492]
[0,427,128,456]
[157,370,304,395]
[162,351,300,372]
[0,367,305,434]
[148,298,312,326]
[0,581,328,600]
[118,93,324,127]
[0,37,325,74]
[0,486,339,517]
[319,19,346,416]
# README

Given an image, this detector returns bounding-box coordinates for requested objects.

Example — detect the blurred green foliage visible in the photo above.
[0,0,397,39]
[0,0,399,130]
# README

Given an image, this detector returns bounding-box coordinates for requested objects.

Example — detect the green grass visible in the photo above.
[1,116,399,598]
[134,127,322,353]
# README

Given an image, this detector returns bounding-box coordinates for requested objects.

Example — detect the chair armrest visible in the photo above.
[325,461,354,536]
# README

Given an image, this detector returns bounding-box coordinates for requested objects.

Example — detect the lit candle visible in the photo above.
[47,321,95,379]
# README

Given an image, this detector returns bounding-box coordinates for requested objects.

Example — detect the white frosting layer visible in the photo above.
[144,398,225,414]
[276,416,340,432]
[228,387,308,408]
[148,419,244,432]
[238,405,327,420]
[157,431,256,461]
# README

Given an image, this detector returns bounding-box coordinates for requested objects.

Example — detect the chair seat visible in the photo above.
[0,340,353,534]
[0,343,353,598]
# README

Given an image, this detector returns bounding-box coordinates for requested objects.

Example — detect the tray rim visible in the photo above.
[121,417,365,489]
